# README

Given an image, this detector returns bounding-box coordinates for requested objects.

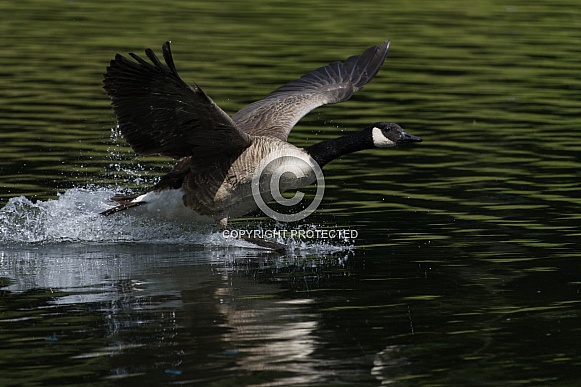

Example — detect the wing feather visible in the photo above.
[103,42,251,159]
[232,40,390,140]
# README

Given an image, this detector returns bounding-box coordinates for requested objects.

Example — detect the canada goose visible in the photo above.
[101,40,422,228]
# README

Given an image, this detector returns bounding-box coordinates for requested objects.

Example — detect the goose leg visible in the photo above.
[218,217,286,252]
[239,235,287,252]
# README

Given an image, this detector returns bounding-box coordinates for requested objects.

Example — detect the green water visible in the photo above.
[1,0,581,385]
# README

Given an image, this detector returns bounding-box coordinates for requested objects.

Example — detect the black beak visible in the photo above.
[397,132,423,145]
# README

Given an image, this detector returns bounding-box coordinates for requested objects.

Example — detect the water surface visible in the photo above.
[1,0,581,385]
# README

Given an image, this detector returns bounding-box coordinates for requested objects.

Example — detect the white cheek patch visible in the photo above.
[372,127,396,148]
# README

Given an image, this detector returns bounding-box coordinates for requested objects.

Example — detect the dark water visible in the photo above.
[1,0,581,385]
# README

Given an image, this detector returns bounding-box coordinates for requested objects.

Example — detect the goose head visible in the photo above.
[305,121,422,168]
[368,122,423,148]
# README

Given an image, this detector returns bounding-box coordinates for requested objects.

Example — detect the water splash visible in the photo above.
[104,126,158,190]
[0,188,184,244]
[0,188,350,253]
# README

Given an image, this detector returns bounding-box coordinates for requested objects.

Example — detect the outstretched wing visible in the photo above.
[232,40,390,140]
[103,42,251,159]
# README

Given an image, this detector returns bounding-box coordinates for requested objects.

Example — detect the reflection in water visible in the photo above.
[216,275,321,385]
[0,242,353,385]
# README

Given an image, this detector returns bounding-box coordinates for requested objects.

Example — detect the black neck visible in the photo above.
[305,130,373,168]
